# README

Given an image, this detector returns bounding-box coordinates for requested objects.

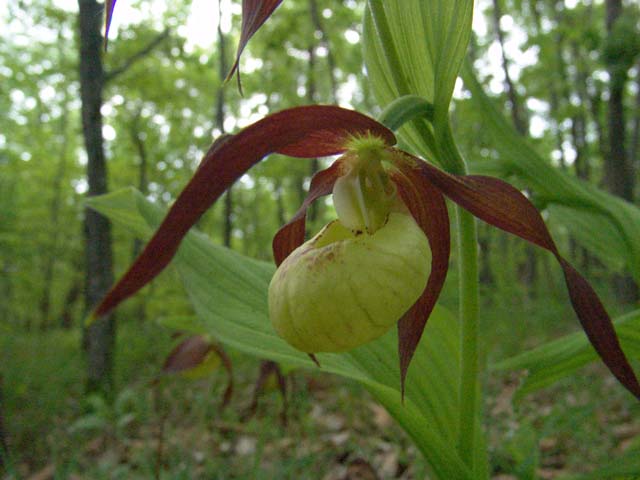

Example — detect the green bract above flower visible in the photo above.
[91,105,640,401]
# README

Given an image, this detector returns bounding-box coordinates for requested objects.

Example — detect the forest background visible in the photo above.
[1,0,640,478]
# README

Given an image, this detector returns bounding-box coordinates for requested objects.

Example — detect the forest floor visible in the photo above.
[1,298,640,479]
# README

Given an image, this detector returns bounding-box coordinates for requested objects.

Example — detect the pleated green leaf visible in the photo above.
[493,310,640,400]
[460,60,640,282]
[363,0,473,164]
[87,188,478,480]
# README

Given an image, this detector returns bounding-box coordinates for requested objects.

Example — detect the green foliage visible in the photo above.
[493,309,640,400]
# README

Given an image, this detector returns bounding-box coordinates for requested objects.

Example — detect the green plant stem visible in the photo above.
[456,206,480,469]
[439,121,480,471]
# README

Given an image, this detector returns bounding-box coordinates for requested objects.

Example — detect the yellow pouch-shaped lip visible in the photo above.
[268,212,431,353]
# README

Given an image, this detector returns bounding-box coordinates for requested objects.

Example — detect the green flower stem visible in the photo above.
[440,122,481,471]
[456,205,480,470]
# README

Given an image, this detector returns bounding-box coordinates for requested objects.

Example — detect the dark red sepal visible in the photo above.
[93,106,394,318]
[388,152,451,398]
[227,0,284,92]
[162,335,234,407]
[414,158,640,400]
[272,160,345,265]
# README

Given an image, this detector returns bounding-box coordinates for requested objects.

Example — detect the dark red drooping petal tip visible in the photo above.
[226,0,284,93]
[411,156,640,400]
[388,152,451,399]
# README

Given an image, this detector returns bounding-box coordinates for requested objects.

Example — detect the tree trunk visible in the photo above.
[216,5,233,249]
[568,39,594,273]
[128,112,149,322]
[274,179,286,227]
[492,0,536,292]
[130,112,149,259]
[604,0,638,302]
[61,275,82,329]
[39,91,70,330]
[491,0,527,136]
[78,0,116,395]
[534,0,566,168]
[306,40,320,226]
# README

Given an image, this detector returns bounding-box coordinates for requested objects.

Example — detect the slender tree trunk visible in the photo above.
[491,0,527,136]
[568,39,594,273]
[128,112,149,322]
[492,0,536,293]
[306,0,339,228]
[309,0,337,100]
[216,3,233,249]
[533,0,566,168]
[570,40,591,181]
[604,0,638,302]
[61,275,82,329]
[306,40,320,226]
[274,179,286,227]
[130,112,149,259]
[603,0,633,200]
[589,81,608,162]
[78,0,116,395]
[39,94,70,330]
